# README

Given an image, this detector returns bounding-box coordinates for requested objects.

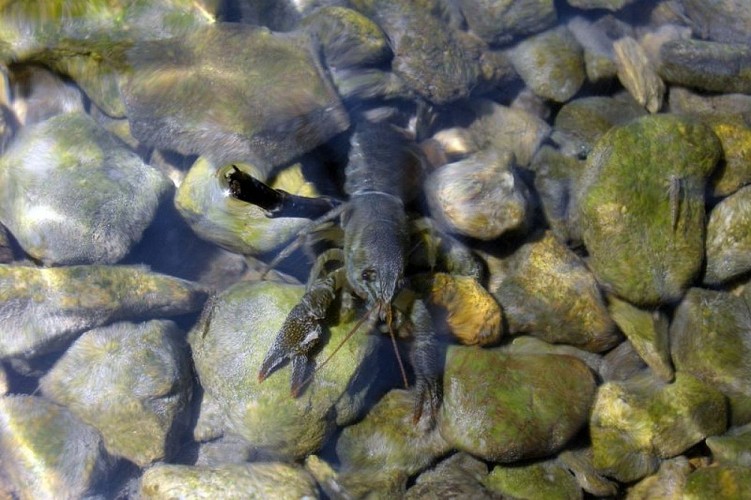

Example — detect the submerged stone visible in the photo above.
[407,452,494,499]
[659,40,751,94]
[706,423,751,467]
[458,0,556,46]
[671,287,751,425]
[174,159,315,256]
[487,232,619,352]
[590,372,726,482]
[40,320,192,467]
[0,264,207,358]
[336,389,451,477]
[578,114,721,306]
[188,280,377,460]
[440,346,596,462]
[426,149,531,240]
[683,466,751,500]
[705,185,751,285]
[139,462,318,499]
[509,26,586,103]
[123,23,349,168]
[484,457,583,499]
[626,456,692,499]
[0,395,111,499]
[0,112,171,265]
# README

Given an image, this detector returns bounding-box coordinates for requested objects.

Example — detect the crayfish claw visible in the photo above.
[258,343,289,383]
[290,354,314,397]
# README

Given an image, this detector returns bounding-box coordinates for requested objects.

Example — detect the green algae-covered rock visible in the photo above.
[336,389,451,476]
[705,115,751,197]
[439,346,596,462]
[40,320,192,467]
[509,26,586,103]
[682,0,751,45]
[188,280,378,460]
[590,372,727,482]
[607,296,673,382]
[551,95,646,157]
[0,395,111,499]
[671,287,751,425]
[706,423,751,466]
[684,466,751,500]
[458,0,556,46]
[123,23,349,168]
[705,185,751,285]
[301,6,391,69]
[0,112,171,265]
[139,462,318,499]
[626,456,691,499]
[559,448,619,497]
[0,264,207,358]
[406,452,494,499]
[175,159,314,256]
[578,114,722,306]
[306,454,407,500]
[487,232,619,352]
[484,458,583,499]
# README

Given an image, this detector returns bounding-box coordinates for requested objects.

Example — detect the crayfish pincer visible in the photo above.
[227,118,474,426]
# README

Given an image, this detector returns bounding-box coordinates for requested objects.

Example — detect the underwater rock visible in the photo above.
[551,95,646,157]
[8,65,84,126]
[683,466,751,500]
[336,389,451,477]
[351,0,481,104]
[590,372,726,482]
[484,457,583,499]
[0,264,207,359]
[487,232,619,352]
[505,336,604,376]
[626,456,691,499]
[509,25,586,103]
[406,452,495,499]
[607,296,673,382]
[301,6,391,69]
[123,23,349,169]
[671,287,751,425]
[705,185,751,285]
[681,0,751,45]
[567,0,635,10]
[426,149,531,240]
[188,280,378,460]
[139,462,318,499]
[578,114,721,306]
[0,112,171,265]
[668,86,751,117]
[174,159,315,256]
[0,395,111,499]
[599,341,647,382]
[706,423,751,467]
[440,346,596,462]
[659,40,751,94]
[704,115,751,198]
[306,454,408,500]
[40,320,192,467]
[458,0,557,46]
[530,147,587,243]
[467,99,551,167]
[613,37,665,113]
[559,448,619,497]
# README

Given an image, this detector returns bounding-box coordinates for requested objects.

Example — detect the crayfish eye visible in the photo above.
[360,269,376,282]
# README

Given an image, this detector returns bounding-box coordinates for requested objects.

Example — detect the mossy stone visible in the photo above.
[705,185,751,285]
[684,466,751,500]
[671,287,751,424]
[578,114,721,306]
[590,372,727,482]
[484,458,582,499]
[440,346,596,462]
[188,280,377,460]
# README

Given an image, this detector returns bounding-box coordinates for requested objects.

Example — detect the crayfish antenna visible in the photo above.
[294,301,378,394]
[384,303,410,390]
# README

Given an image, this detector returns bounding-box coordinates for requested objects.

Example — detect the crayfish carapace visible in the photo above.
[227,117,501,427]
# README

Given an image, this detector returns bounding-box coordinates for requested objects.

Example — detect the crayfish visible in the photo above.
[227,116,497,426]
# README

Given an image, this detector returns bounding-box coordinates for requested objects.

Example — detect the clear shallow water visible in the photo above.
[1,0,750,498]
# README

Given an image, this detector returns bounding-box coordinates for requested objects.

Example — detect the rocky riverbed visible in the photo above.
[1,0,751,498]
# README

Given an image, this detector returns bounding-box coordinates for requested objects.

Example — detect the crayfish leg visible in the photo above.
[409,299,443,427]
